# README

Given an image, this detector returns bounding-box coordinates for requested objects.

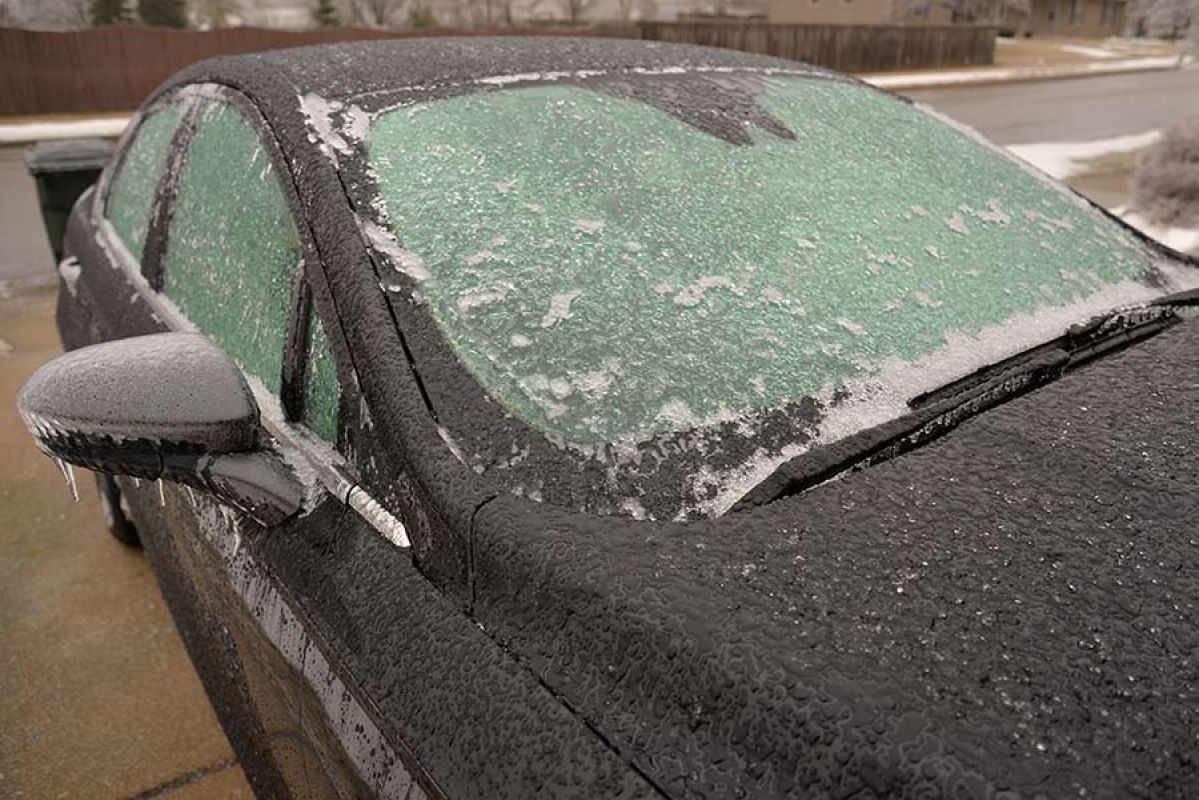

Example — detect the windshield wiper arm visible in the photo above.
[732,296,1196,513]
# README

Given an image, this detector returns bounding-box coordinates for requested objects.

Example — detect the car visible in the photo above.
[17,36,1199,799]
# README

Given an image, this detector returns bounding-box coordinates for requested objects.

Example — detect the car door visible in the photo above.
[81,85,404,799]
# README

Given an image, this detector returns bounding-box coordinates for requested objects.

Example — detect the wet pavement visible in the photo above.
[906,67,1199,145]
[0,286,253,797]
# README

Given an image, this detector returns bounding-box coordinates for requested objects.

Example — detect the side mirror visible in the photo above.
[18,333,303,526]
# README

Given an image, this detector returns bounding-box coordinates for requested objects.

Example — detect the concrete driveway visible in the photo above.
[0,143,253,797]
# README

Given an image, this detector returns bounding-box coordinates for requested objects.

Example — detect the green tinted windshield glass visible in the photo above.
[369,76,1184,445]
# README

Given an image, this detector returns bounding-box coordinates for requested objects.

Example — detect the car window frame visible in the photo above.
[95,82,359,475]
[162,86,351,447]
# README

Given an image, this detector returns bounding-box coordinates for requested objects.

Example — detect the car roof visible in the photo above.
[167,36,837,107]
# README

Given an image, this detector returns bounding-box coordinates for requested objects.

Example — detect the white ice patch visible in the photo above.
[359,218,431,282]
[540,289,582,328]
[976,199,1012,225]
[575,219,605,234]
[438,425,468,464]
[517,375,569,419]
[945,213,971,236]
[517,364,620,420]
[58,258,82,297]
[686,443,808,519]
[673,276,741,307]
[510,333,532,348]
[456,282,514,312]
[300,93,352,156]
[343,104,371,144]
[658,399,698,428]
[299,93,371,160]
[836,317,866,336]
[760,286,786,305]
[464,249,507,266]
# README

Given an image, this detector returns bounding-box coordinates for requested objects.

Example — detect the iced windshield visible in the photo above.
[368,75,1189,447]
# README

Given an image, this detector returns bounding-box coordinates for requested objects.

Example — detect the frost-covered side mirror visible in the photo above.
[17,333,302,526]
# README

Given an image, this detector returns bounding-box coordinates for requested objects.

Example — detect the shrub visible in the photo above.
[1133,116,1199,229]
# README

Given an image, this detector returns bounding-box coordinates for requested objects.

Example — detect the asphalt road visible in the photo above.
[905,66,1199,145]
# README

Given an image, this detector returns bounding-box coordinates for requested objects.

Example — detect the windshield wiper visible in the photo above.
[732,292,1199,513]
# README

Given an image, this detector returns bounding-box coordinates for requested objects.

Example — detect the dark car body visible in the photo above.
[41,37,1199,799]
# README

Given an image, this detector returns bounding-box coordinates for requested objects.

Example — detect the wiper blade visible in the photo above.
[910,301,1180,410]
[733,297,1194,513]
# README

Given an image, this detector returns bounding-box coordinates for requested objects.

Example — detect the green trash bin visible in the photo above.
[24,138,112,265]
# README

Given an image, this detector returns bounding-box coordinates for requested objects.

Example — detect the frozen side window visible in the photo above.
[303,309,340,443]
[161,100,300,394]
[106,102,183,263]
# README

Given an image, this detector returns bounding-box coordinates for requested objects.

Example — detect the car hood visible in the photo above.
[470,316,1199,798]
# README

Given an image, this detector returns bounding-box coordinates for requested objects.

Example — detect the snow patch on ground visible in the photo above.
[1060,44,1120,59]
[861,56,1180,90]
[1119,211,1199,254]
[1005,129,1161,180]
[0,117,130,144]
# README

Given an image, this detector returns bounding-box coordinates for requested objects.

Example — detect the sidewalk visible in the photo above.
[862,37,1186,91]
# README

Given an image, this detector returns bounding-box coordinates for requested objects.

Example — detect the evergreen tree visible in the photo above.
[137,0,186,27]
[90,0,132,25]
[313,0,340,27]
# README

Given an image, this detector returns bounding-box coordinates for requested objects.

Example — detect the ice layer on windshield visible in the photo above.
[368,76,1191,446]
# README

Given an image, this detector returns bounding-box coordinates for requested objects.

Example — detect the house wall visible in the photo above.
[1021,0,1126,37]
[766,0,895,25]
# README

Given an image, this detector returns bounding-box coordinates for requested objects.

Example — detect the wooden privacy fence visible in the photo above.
[639,22,997,73]
[0,22,995,116]
[0,24,635,115]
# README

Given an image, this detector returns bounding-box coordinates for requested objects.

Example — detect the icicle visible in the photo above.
[132,477,141,488]
[64,464,78,503]
[185,486,195,505]
[157,479,166,506]
[51,457,78,501]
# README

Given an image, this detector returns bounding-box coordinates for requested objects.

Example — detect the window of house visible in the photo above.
[160,99,301,394]
[106,101,184,264]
